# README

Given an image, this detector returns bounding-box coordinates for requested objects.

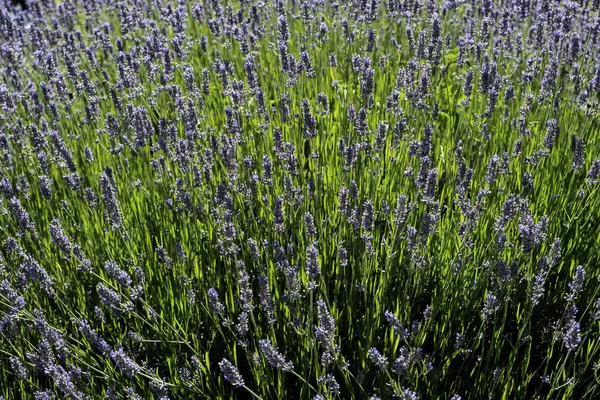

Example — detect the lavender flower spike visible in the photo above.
[258,339,294,371]
[219,358,245,387]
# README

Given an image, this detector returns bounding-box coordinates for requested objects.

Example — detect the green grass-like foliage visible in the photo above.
[1,0,600,399]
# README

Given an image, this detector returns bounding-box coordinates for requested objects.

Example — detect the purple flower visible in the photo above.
[9,356,28,380]
[482,293,499,320]
[300,46,315,78]
[355,107,368,136]
[8,198,37,234]
[34,390,55,400]
[400,387,418,400]
[543,119,559,150]
[317,374,340,396]
[571,135,585,171]
[150,377,169,398]
[361,67,375,107]
[273,195,285,232]
[208,287,225,315]
[362,200,374,232]
[315,299,337,366]
[219,358,244,388]
[302,99,317,138]
[304,212,317,237]
[586,159,600,185]
[99,168,123,230]
[339,246,348,267]
[155,246,173,269]
[566,265,586,301]
[104,261,131,288]
[258,339,293,371]
[385,311,409,340]
[32,310,67,359]
[20,255,53,296]
[258,276,276,324]
[27,340,55,376]
[484,155,499,185]
[235,311,249,337]
[531,270,546,306]
[367,348,388,370]
[77,319,111,356]
[97,283,131,317]
[306,243,321,279]
[0,280,26,311]
[462,70,474,106]
[237,261,254,313]
[49,219,72,254]
[564,319,581,351]
[110,346,141,377]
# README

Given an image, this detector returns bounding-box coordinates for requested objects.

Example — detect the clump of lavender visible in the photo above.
[531,270,547,306]
[338,246,348,267]
[155,246,174,269]
[2,311,20,339]
[484,155,499,185]
[563,319,581,351]
[566,265,586,301]
[304,211,317,237]
[104,261,132,288]
[482,293,499,321]
[586,159,600,185]
[315,299,337,366]
[38,176,53,199]
[367,348,389,370]
[9,356,29,380]
[571,135,585,171]
[27,340,56,376]
[399,387,418,400]
[97,283,131,317]
[20,254,54,296]
[302,99,317,138]
[593,299,600,321]
[318,374,341,396]
[237,261,254,313]
[149,377,169,399]
[543,119,559,150]
[0,280,26,311]
[207,287,225,315]
[219,358,244,388]
[110,346,141,378]
[34,390,56,400]
[258,275,276,324]
[32,310,69,360]
[49,219,73,255]
[306,242,321,279]
[362,200,374,232]
[99,168,123,230]
[385,310,409,340]
[518,206,549,254]
[77,319,111,356]
[8,198,37,235]
[273,195,285,232]
[258,339,294,371]
[2,0,600,398]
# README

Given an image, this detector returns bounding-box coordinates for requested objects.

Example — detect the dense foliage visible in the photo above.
[1,0,600,398]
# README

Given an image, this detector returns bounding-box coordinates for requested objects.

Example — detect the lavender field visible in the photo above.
[1,0,600,398]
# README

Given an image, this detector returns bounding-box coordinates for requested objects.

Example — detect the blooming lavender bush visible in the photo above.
[1,0,600,398]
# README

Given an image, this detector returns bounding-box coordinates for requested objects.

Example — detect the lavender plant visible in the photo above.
[0,0,600,399]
